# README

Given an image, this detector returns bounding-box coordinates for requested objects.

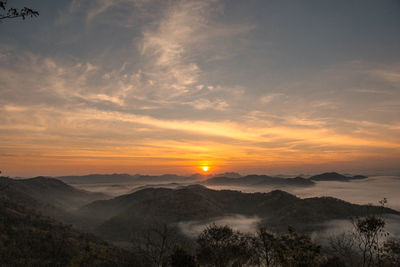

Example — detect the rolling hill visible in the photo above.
[0,176,109,228]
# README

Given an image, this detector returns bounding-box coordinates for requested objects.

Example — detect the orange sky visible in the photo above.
[1,107,399,176]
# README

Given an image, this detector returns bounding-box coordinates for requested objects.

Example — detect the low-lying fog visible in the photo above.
[311,214,400,242]
[178,215,261,238]
[71,182,190,197]
[177,214,400,240]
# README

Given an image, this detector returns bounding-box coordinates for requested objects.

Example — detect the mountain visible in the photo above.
[80,185,398,241]
[0,176,108,211]
[0,197,143,266]
[309,172,368,181]
[204,174,315,187]
[0,176,109,228]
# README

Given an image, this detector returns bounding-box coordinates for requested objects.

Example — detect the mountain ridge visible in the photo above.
[78,185,398,241]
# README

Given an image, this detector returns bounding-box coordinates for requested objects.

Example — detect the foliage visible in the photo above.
[273,226,321,267]
[196,224,322,267]
[327,232,360,267]
[132,223,179,267]
[382,238,400,266]
[351,199,389,267]
[196,224,252,267]
[0,0,38,21]
[326,198,396,267]
[250,226,278,266]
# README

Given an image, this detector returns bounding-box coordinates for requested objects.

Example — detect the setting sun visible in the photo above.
[202,166,209,172]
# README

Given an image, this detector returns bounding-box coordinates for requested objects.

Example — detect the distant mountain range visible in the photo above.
[55,172,368,188]
[204,172,368,186]
[58,173,196,184]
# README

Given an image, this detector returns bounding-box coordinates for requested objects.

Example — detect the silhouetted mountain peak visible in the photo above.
[205,174,314,187]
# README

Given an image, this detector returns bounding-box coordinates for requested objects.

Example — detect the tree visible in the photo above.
[131,222,178,267]
[327,232,360,267]
[274,227,321,267]
[196,224,252,267]
[251,226,278,267]
[0,0,39,21]
[351,199,389,267]
[352,215,387,267]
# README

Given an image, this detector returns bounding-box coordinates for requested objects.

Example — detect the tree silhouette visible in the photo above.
[0,0,38,21]
[196,224,252,267]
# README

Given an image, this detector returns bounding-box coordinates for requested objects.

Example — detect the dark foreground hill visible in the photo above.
[0,197,143,266]
[80,185,399,241]
[0,176,109,227]
[0,176,107,210]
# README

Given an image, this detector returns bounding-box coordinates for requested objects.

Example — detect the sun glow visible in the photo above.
[202,166,209,172]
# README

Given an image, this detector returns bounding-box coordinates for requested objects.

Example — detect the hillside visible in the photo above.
[80,185,398,241]
[0,176,110,229]
[0,197,143,266]
[0,177,107,211]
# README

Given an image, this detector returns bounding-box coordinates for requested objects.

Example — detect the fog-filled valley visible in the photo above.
[2,172,400,266]
[57,172,400,243]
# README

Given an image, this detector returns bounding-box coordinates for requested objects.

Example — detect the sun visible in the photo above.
[202,166,209,172]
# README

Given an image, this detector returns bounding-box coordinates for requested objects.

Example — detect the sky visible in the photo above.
[1,0,400,177]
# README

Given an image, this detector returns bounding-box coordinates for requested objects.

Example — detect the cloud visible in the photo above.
[260,93,283,104]
[137,0,253,101]
[1,49,400,176]
[187,98,228,110]
[67,0,148,22]
[368,68,400,85]
[139,1,213,98]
